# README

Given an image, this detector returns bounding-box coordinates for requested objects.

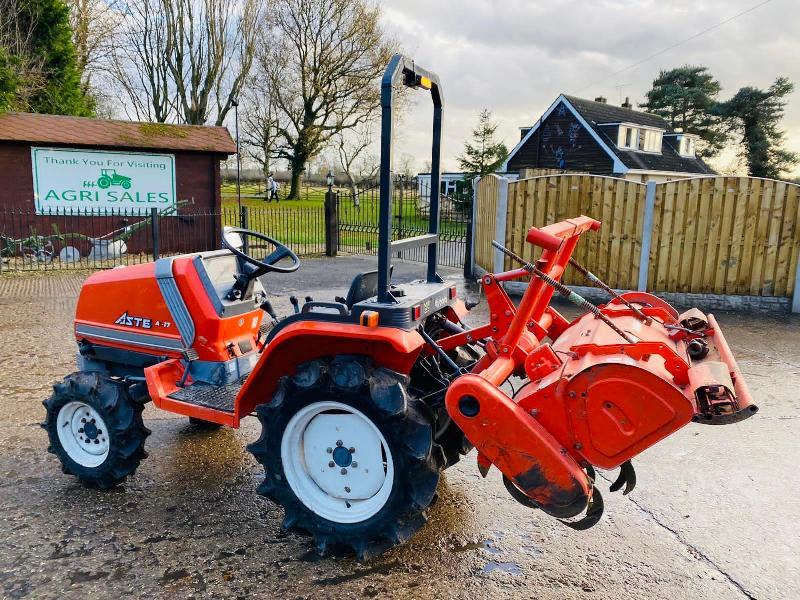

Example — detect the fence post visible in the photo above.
[792,247,800,313]
[150,207,160,260]
[324,188,338,257]
[240,205,249,255]
[465,176,480,279]
[493,177,509,274]
[637,181,657,292]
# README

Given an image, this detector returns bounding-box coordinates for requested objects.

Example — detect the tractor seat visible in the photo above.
[342,267,392,309]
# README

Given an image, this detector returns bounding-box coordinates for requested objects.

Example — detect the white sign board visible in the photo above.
[31,147,177,215]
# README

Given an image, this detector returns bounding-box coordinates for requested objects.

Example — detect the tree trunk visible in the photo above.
[288,158,304,199]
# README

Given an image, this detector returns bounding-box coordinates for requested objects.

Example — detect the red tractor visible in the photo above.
[43,56,757,559]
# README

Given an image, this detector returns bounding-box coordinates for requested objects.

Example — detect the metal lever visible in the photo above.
[289,295,300,314]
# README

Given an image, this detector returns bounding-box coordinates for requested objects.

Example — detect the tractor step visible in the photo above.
[167,379,245,413]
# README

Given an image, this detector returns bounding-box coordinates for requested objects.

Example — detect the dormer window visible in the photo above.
[617,125,662,153]
[677,135,697,157]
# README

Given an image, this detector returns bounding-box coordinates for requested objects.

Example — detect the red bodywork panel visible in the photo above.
[75,263,183,358]
[75,256,263,363]
[234,322,425,425]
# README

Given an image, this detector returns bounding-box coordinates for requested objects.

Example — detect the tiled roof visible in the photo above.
[564,95,669,129]
[564,96,715,175]
[0,112,236,154]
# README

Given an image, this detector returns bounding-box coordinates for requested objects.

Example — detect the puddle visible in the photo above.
[482,561,522,575]
[452,539,501,555]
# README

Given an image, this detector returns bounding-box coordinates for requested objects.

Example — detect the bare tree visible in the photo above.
[335,122,375,204]
[67,0,119,91]
[263,0,397,199]
[108,0,173,122]
[241,47,284,182]
[108,0,262,125]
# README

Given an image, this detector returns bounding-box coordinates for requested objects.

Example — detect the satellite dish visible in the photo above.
[59,246,81,263]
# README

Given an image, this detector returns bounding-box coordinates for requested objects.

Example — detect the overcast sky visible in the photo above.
[378,0,799,176]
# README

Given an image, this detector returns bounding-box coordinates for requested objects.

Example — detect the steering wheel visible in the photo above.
[222,227,300,275]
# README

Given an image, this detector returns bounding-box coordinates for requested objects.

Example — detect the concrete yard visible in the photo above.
[0,256,797,599]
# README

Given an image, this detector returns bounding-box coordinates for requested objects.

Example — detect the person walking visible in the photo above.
[271,177,280,203]
[266,175,275,202]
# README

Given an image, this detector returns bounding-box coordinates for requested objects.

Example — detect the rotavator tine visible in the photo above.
[585,465,596,483]
[559,488,604,531]
[502,476,540,510]
[609,460,636,495]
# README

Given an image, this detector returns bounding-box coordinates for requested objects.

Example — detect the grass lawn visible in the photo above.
[219,182,468,253]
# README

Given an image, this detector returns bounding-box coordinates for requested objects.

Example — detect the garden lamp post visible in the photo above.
[232,98,242,218]
[326,170,334,191]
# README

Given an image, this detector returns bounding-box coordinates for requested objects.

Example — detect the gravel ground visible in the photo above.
[0,256,797,599]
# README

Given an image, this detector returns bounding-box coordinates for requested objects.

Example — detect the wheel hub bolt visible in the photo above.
[344,486,351,493]
[326,447,333,454]
[336,440,343,447]
[340,468,347,475]
[351,462,358,468]
[328,461,335,468]
[349,447,355,453]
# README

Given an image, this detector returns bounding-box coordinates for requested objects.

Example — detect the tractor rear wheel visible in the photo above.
[248,357,444,559]
[43,372,150,489]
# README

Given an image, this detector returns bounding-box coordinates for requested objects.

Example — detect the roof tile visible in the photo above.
[0,112,236,154]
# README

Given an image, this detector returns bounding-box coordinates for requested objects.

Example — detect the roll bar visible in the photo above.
[377,54,444,303]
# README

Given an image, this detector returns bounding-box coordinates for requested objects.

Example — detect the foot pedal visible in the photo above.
[177,348,200,387]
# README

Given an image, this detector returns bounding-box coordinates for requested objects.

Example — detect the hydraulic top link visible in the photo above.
[491,240,636,344]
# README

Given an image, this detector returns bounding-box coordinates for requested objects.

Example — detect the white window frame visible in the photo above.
[677,135,697,157]
[617,123,663,153]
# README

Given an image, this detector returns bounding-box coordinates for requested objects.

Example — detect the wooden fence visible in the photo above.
[473,173,800,305]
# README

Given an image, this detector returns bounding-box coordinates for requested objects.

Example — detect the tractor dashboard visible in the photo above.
[192,250,266,318]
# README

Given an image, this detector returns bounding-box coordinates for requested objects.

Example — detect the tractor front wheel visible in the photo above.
[43,372,150,489]
[248,357,443,559]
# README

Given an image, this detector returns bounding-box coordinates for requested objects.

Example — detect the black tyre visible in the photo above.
[43,372,150,489]
[188,417,223,430]
[248,357,444,559]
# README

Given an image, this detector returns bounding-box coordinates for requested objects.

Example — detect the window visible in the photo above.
[619,126,637,149]
[678,136,696,157]
[618,125,662,152]
[640,129,662,152]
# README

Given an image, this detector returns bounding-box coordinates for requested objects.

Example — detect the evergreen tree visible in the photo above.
[0,49,20,111]
[713,77,798,179]
[640,65,726,158]
[0,0,93,115]
[457,109,509,176]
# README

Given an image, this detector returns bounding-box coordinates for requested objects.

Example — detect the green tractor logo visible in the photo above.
[97,168,132,190]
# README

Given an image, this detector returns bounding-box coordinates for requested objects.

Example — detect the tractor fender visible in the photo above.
[233,321,425,425]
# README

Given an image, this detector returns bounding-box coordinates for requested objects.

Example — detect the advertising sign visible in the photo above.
[31,147,177,215]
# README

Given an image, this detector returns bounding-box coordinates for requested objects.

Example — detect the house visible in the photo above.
[503,95,716,182]
[416,171,519,207]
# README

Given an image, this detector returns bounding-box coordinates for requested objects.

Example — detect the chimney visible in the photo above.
[594,96,607,104]
[519,126,531,140]
[621,96,632,109]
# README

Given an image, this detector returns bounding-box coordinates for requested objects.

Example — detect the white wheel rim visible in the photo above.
[281,401,394,524]
[56,401,110,468]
